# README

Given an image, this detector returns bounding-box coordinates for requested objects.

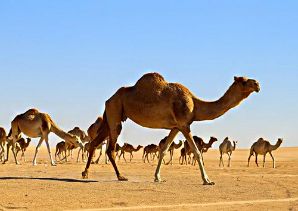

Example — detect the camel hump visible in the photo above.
[134,72,167,91]
[22,108,40,120]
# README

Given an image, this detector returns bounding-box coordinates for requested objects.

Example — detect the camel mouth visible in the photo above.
[255,85,260,93]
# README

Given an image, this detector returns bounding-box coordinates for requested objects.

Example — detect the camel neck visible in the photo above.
[270,141,282,151]
[193,84,250,121]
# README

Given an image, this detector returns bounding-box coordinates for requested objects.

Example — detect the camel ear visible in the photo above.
[234,76,245,82]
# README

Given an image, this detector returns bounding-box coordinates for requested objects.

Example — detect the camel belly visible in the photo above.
[124,106,178,129]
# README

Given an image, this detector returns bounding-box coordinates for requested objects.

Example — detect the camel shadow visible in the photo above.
[0,176,98,183]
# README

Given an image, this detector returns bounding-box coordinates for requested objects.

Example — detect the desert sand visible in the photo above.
[0,146,297,211]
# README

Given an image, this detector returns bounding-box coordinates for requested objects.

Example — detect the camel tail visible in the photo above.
[249,147,255,156]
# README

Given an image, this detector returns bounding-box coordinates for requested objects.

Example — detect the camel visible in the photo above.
[15,137,31,161]
[67,127,90,162]
[191,136,218,165]
[83,141,109,164]
[142,144,159,163]
[4,108,84,166]
[179,136,217,165]
[87,117,109,164]
[166,140,183,165]
[219,137,237,167]
[118,143,143,162]
[55,141,76,161]
[248,138,283,168]
[82,72,260,185]
[179,147,189,165]
[0,127,7,161]
[158,136,183,165]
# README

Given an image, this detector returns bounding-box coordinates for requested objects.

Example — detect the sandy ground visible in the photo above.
[0,146,297,211]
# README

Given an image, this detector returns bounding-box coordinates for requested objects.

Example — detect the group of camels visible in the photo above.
[0,72,283,185]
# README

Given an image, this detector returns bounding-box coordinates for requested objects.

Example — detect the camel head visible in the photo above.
[67,134,84,149]
[136,145,143,151]
[233,76,260,95]
[209,136,218,144]
[277,138,283,145]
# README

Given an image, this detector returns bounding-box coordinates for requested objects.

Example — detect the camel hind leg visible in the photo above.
[181,127,214,185]
[219,151,224,167]
[82,113,109,179]
[154,128,179,182]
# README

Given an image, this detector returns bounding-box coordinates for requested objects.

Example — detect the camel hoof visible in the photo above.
[154,178,166,183]
[203,181,215,185]
[51,163,57,166]
[82,170,88,179]
[33,163,37,166]
[118,175,128,181]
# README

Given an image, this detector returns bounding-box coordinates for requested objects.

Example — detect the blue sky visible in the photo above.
[0,1,297,148]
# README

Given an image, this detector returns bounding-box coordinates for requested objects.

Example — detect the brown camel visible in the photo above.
[191,136,218,165]
[142,144,159,163]
[166,140,183,165]
[68,127,90,162]
[248,138,283,168]
[179,147,190,165]
[5,108,84,166]
[15,137,31,161]
[55,141,68,161]
[82,73,260,184]
[0,127,7,161]
[219,137,237,167]
[118,143,143,162]
[83,141,109,164]
[87,116,109,164]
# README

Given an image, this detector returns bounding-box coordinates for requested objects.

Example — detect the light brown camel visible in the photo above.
[82,73,260,184]
[68,127,90,162]
[0,127,7,161]
[219,137,237,167]
[5,108,83,166]
[87,116,109,164]
[118,143,143,162]
[248,138,283,168]
[142,144,159,163]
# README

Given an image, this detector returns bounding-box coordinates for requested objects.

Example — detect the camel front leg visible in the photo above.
[94,147,102,164]
[228,153,231,167]
[247,153,253,167]
[0,143,5,162]
[44,136,56,166]
[154,128,179,182]
[33,137,44,166]
[77,148,81,162]
[269,152,275,168]
[181,128,214,185]
[263,154,266,167]
[219,152,224,167]
[165,149,174,165]
[255,154,259,167]
[11,142,19,165]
